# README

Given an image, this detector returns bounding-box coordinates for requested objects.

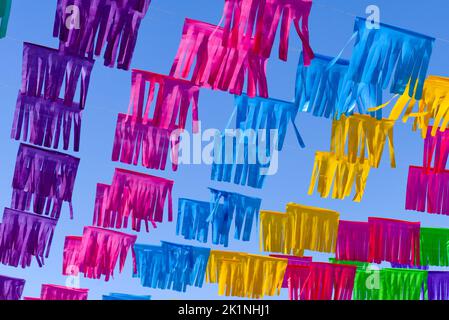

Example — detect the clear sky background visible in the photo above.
[0,0,448,300]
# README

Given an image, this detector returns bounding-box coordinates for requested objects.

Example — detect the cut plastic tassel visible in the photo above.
[39,284,88,300]
[211,94,304,188]
[341,17,434,116]
[208,188,261,246]
[53,0,152,70]
[271,254,312,289]
[222,0,314,63]
[420,228,449,266]
[295,53,352,118]
[11,94,82,152]
[102,293,151,300]
[62,227,137,281]
[308,151,371,202]
[290,262,356,300]
[92,168,173,232]
[331,115,396,168]
[12,144,80,219]
[206,250,287,299]
[405,127,449,215]
[176,198,213,243]
[368,217,420,266]
[260,203,339,255]
[0,0,11,38]
[133,242,210,292]
[112,70,200,171]
[389,76,449,138]
[0,275,25,300]
[336,220,369,262]
[21,42,94,108]
[428,272,449,300]
[170,19,268,98]
[0,208,56,268]
[379,269,427,300]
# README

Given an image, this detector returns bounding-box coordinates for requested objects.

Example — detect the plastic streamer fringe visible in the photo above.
[222,0,314,63]
[379,268,427,300]
[341,17,434,115]
[176,198,213,243]
[308,151,371,202]
[260,203,339,255]
[206,250,287,299]
[12,144,80,219]
[289,262,356,300]
[389,76,449,138]
[295,53,350,119]
[0,208,56,268]
[39,284,88,300]
[11,94,82,152]
[427,272,449,300]
[112,70,200,171]
[0,275,25,300]
[368,218,420,266]
[211,94,304,189]
[21,42,94,108]
[92,168,174,232]
[102,293,152,300]
[208,188,261,246]
[405,127,449,215]
[331,115,396,168]
[420,228,449,266]
[270,254,312,289]
[62,227,137,281]
[53,0,152,70]
[0,0,11,38]
[336,220,369,262]
[170,19,268,98]
[133,242,210,292]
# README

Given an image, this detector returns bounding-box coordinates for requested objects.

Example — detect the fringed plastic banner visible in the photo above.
[260,203,339,255]
[329,259,379,300]
[341,17,434,116]
[308,151,371,202]
[53,0,152,70]
[336,220,369,262]
[0,275,25,300]
[0,208,56,268]
[427,272,449,300]
[389,76,449,138]
[63,227,137,281]
[405,128,449,215]
[206,250,287,299]
[39,284,88,300]
[0,0,11,38]
[420,228,449,266]
[368,218,420,266]
[390,263,429,270]
[170,19,268,98]
[133,242,210,292]
[222,0,314,63]
[379,268,427,300]
[295,54,350,119]
[211,94,304,189]
[176,198,213,243]
[11,144,80,219]
[11,94,82,152]
[112,70,200,171]
[103,293,152,300]
[271,254,311,292]
[21,42,94,108]
[292,262,357,300]
[92,168,174,232]
[331,115,396,168]
[208,188,261,246]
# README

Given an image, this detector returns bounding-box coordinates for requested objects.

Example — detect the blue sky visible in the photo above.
[0,0,448,300]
